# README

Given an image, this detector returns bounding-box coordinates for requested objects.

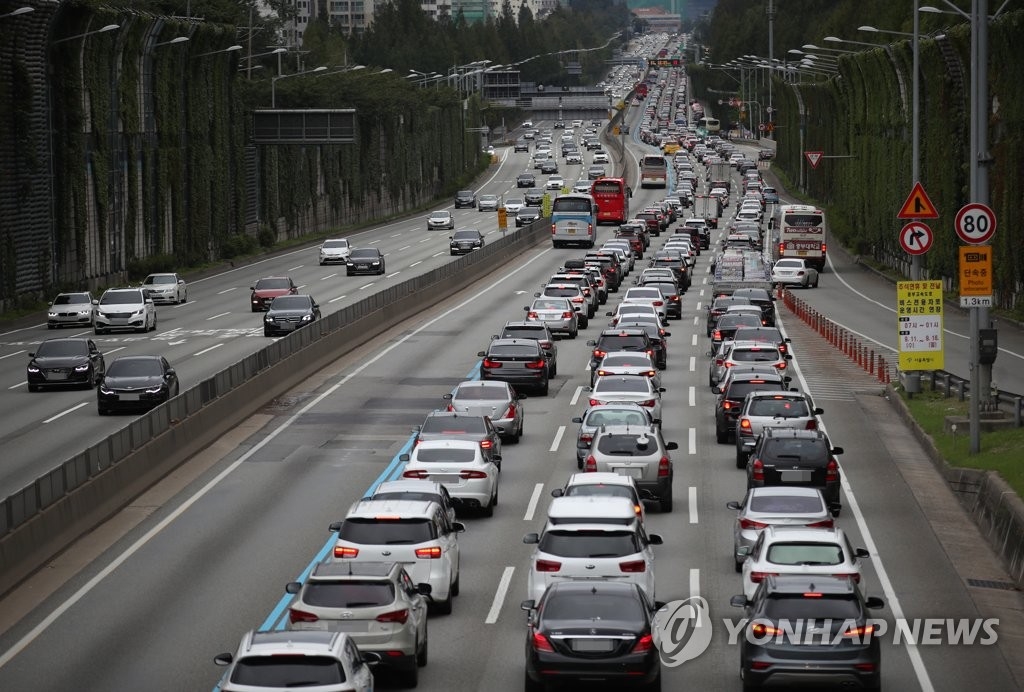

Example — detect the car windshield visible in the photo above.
[749,494,824,514]
[764,594,861,621]
[534,299,569,310]
[480,195,497,202]
[231,656,345,686]
[323,240,348,248]
[584,409,649,427]
[455,384,509,400]
[430,212,449,219]
[414,448,478,463]
[420,416,487,434]
[564,485,634,501]
[107,358,162,377]
[539,530,641,557]
[453,231,480,241]
[350,250,379,260]
[766,542,844,566]
[748,397,809,417]
[270,296,310,310]
[144,275,175,285]
[338,518,435,544]
[506,199,524,206]
[542,592,643,621]
[36,340,88,357]
[255,278,291,290]
[100,290,142,305]
[53,294,90,305]
[302,580,395,608]
[601,355,652,369]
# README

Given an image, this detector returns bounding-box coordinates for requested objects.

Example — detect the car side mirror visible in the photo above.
[729,595,749,608]
[442,393,453,400]
[586,340,596,346]
[520,599,536,612]
[417,583,433,595]
[726,500,742,510]
[214,653,234,666]
[452,522,466,533]
[648,533,664,545]
[736,545,751,557]
[523,306,530,311]
[399,453,410,462]
[571,416,583,424]
[534,292,541,298]
[285,581,301,594]
[523,533,539,544]
[92,299,99,305]
[790,387,799,392]
[165,369,175,378]
[550,488,565,498]
[328,521,342,533]
[865,596,886,610]
[832,446,845,455]
[814,407,824,415]
[664,442,679,451]
[477,351,486,357]
[28,352,35,358]
[605,311,613,316]
[855,548,870,559]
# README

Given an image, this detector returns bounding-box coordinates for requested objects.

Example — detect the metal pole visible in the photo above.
[910,0,922,280]
[767,0,775,119]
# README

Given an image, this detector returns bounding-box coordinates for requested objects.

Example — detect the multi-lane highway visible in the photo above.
[0,110,1021,692]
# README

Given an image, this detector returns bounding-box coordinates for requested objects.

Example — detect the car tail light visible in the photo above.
[584,455,597,472]
[415,546,442,559]
[527,311,539,319]
[334,546,359,558]
[376,609,410,624]
[806,419,818,430]
[653,300,663,307]
[645,349,654,358]
[532,631,555,652]
[460,470,489,479]
[715,358,724,366]
[535,559,561,572]
[725,362,735,369]
[806,519,835,528]
[778,344,788,354]
[562,311,574,318]
[446,404,455,412]
[588,223,593,234]
[826,459,839,482]
[750,622,782,637]
[821,243,827,253]
[658,457,671,477]
[712,329,721,341]
[751,458,764,481]
[579,433,594,445]
[402,469,429,479]
[289,609,318,624]
[723,401,734,411]
[750,571,778,584]
[637,399,656,407]
[480,439,493,449]
[833,572,861,584]
[571,296,583,303]
[855,662,876,672]
[551,224,557,235]
[739,518,769,530]
[778,242,785,255]
[774,361,787,370]
[670,295,680,302]
[631,633,654,653]
[525,359,546,370]
[482,358,502,368]
[592,349,607,360]
[588,398,603,406]
[738,418,752,433]
[619,560,647,573]
[540,340,553,350]
[505,404,517,419]
[643,370,656,378]
[751,661,773,671]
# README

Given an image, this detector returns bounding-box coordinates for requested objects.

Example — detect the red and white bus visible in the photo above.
[775,204,827,271]
[590,177,631,225]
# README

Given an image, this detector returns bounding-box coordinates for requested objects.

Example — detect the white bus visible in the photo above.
[639,154,668,188]
[775,204,827,271]
[696,116,721,137]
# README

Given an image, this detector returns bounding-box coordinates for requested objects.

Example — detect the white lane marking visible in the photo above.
[205,312,231,321]
[386,272,401,278]
[368,239,382,245]
[168,340,186,346]
[689,568,702,625]
[328,295,348,304]
[287,265,303,271]
[216,287,237,294]
[689,356,696,372]
[688,386,695,407]
[431,251,445,258]
[691,334,697,347]
[105,347,127,356]
[549,426,565,452]
[390,233,402,238]
[409,261,423,267]
[688,487,698,524]
[688,427,696,455]
[695,301,702,310]
[397,245,411,251]
[778,312,935,691]
[43,402,89,423]
[692,315,699,327]
[8,381,27,390]
[485,566,515,625]
[193,344,223,357]
[358,283,374,291]
[418,238,432,244]
[297,284,307,290]
[570,385,584,406]
[319,273,338,281]
[0,245,557,671]
[524,483,544,522]
[0,350,26,361]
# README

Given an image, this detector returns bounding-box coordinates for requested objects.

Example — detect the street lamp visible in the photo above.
[802,43,857,55]
[155,36,189,48]
[240,47,288,78]
[271,65,327,107]
[192,44,242,58]
[52,23,120,44]
[822,35,886,49]
[0,6,33,19]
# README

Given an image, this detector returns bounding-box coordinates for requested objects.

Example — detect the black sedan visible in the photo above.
[97,355,178,415]
[263,294,321,337]
[450,229,485,255]
[523,581,662,691]
[27,338,105,391]
[346,248,386,276]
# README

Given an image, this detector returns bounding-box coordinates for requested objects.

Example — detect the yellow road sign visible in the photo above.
[896,280,944,371]
[497,208,508,230]
[958,246,992,297]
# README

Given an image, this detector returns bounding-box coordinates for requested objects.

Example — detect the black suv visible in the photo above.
[705,294,753,336]
[477,338,550,395]
[731,575,884,691]
[745,428,845,509]
[454,189,477,208]
[732,287,776,327]
[583,251,623,292]
[517,174,537,189]
[586,328,654,372]
[648,251,690,290]
[496,321,558,376]
[714,371,791,443]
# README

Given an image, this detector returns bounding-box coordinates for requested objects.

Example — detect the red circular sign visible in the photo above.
[899,221,933,256]
[954,203,996,245]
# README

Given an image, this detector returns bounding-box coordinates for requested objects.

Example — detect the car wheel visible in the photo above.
[150,314,157,331]
[569,326,578,339]
[417,628,429,667]
[539,379,549,396]
[482,494,494,517]
[451,569,460,597]
[433,585,453,615]
[578,315,589,329]
[736,450,748,469]
[399,661,419,688]
[524,670,545,692]
[735,559,744,574]
[577,457,584,470]
[716,426,728,444]
[643,671,662,692]
[660,492,673,513]
[812,275,820,288]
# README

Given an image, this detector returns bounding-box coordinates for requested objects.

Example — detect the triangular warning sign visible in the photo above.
[897,182,939,219]
[804,151,823,169]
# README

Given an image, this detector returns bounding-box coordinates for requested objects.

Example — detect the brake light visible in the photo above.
[289,609,319,624]
[653,300,663,307]
[750,571,778,584]
[751,661,773,671]
[826,459,838,482]
[802,592,824,598]
[739,518,769,530]
[833,572,861,584]
[532,631,555,652]
[738,418,751,432]
[482,358,502,369]
[579,433,594,445]
[551,224,557,235]
[588,399,602,406]
[527,311,539,319]
[631,633,654,653]
[480,439,493,449]
[723,401,734,411]
[571,296,583,303]
[619,560,647,573]
[376,609,410,624]
[821,243,827,254]
[505,404,517,419]
[459,470,489,479]
[643,370,656,378]
[415,546,442,559]
[562,311,574,318]
[658,456,671,477]
[402,469,429,479]
[585,455,597,472]
[750,622,782,636]
[806,419,818,430]
[637,399,656,407]
[446,404,455,412]
[713,329,721,341]
[535,559,561,572]
[715,358,724,366]
[751,458,764,481]
[334,546,359,558]
[774,361,787,370]
[646,349,654,357]
[525,359,546,370]
[806,518,835,528]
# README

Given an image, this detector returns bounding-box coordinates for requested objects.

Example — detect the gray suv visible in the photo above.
[583,424,678,511]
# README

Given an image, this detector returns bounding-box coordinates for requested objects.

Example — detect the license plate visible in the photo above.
[118,393,140,401]
[572,639,615,652]
[615,467,644,480]
[47,372,68,380]
[290,621,330,631]
[780,470,811,482]
[567,229,576,234]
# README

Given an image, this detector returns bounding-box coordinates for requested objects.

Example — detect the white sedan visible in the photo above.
[545,175,565,190]
[772,258,820,288]
[142,273,187,304]
[588,374,665,423]
[739,526,870,599]
[400,439,499,516]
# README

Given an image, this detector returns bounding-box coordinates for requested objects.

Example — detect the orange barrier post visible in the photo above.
[869,350,875,375]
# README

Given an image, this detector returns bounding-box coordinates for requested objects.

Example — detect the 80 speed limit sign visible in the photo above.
[954,203,996,245]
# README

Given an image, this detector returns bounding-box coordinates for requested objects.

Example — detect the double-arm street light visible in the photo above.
[240,47,288,78]
[271,65,327,107]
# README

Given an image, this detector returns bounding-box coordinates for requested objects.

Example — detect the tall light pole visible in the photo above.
[0,6,34,19]
[271,65,327,108]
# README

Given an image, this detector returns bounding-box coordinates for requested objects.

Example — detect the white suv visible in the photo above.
[93,287,156,334]
[328,499,464,613]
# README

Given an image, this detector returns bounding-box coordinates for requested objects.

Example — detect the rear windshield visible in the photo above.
[733,328,783,343]
[763,438,829,464]
[584,409,649,427]
[749,493,823,514]
[748,397,810,418]
[372,491,442,505]
[420,416,487,434]
[501,326,547,340]
[414,448,478,463]
[564,485,635,501]
[596,434,659,456]
[713,296,751,309]
[302,580,395,608]
[726,381,782,400]
[766,542,844,566]
[593,378,650,394]
[731,348,781,362]
[542,593,643,621]
[600,355,652,369]
[488,345,540,359]
[231,657,345,686]
[534,299,569,310]
[539,530,641,557]
[338,518,435,544]
[36,340,88,357]
[455,384,509,400]
[718,315,763,329]
[598,336,648,350]
[552,198,592,213]
[764,595,860,621]
[544,288,580,297]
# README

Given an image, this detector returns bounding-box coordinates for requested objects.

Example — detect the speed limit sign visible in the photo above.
[954,203,996,244]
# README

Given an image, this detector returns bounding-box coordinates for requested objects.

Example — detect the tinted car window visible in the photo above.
[107,359,162,377]
[35,341,88,357]
[731,348,782,362]
[764,595,860,620]
[762,438,829,464]
[454,384,510,399]
[302,581,395,607]
[453,231,481,241]
[338,518,436,544]
[350,249,380,259]
[420,416,488,434]
[593,379,650,394]
[543,593,644,620]
[564,485,634,500]
[726,382,781,400]
[144,275,175,285]
[596,434,659,456]
[749,494,824,514]
[372,491,444,505]
[53,294,90,305]
[323,240,348,248]
[100,290,143,304]
[598,336,648,350]
[748,397,809,417]
[232,657,345,686]
[539,530,641,557]
[488,344,540,358]
[269,296,310,310]
[413,448,478,463]
[766,543,843,565]
[501,326,549,340]
[254,278,291,290]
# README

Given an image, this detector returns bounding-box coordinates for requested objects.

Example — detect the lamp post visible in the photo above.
[271,65,327,107]
[0,6,34,19]
[239,47,288,78]
[52,23,120,44]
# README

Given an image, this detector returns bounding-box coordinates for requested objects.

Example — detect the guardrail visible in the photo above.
[0,220,550,595]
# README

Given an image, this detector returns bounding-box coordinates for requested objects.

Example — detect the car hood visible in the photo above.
[267,308,313,318]
[252,289,292,298]
[31,354,90,367]
[96,302,144,311]
[102,374,164,389]
[321,248,349,255]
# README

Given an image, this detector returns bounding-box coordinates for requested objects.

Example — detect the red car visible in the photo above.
[250,276,297,312]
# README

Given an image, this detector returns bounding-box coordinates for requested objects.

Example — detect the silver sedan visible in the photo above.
[591,351,662,388]
[524,297,579,338]
[588,374,665,422]
[444,380,525,442]
[772,258,820,288]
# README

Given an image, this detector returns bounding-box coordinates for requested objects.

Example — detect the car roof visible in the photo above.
[375,479,446,495]
[764,525,843,541]
[346,498,440,519]
[489,338,542,349]
[309,560,401,579]
[565,472,638,488]
[547,495,637,520]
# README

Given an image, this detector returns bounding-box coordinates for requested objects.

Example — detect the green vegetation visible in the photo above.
[901,389,1024,498]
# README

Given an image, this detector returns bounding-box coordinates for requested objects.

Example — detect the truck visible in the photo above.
[711,248,773,297]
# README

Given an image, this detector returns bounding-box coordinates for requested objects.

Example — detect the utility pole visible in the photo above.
[766,0,775,118]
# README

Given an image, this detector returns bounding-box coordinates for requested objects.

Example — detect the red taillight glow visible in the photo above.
[482,358,502,368]
[589,398,602,406]
[562,311,575,318]
[525,360,546,370]
[637,399,656,407]
[806,519,835,528]
[585,455,597,472]
[551,225,557,235]
[593,349,607,359]
[826,459,838,482]
[653,300,663,307]
[459,470,488,479]
[739,518,769,530]
[658,457,671,477]
[750,571,778,584]
[505,404,517,419]
[334,546,359,558]
[751,459,764,481]
[403,469,429,479]
[289,609,318,624]
[619,560,647,573]
[527,311,539,319]
[723,401,734,410]
[535,559,561,572]
[833,572,862,584]
[631,633,654,653]
[806,419,818,430]
[750,622,782,636]
[774,361,787,370]
[480,439,493,449]
[415,546,442,559]
[532,631,555,652]
[579,433,594,445]
[738,418,752,431]
[376,609,410,624]
[713,330,721,341]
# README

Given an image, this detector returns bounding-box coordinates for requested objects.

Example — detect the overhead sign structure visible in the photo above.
[804,151,823,169]
[958,246,993,307]
[897,182,939,219]
[897,281,944,371]
[954,202,996,245]
[899,222,933,256]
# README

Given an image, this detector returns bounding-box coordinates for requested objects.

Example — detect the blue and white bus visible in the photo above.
[550,193,598,248]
